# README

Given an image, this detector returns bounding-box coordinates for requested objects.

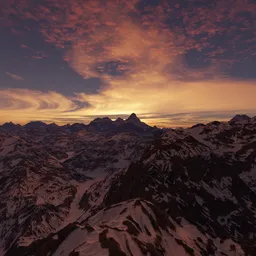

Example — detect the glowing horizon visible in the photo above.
[1,0,256,126]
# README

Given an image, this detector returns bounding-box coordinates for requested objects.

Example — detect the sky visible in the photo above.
[0,0,256,127]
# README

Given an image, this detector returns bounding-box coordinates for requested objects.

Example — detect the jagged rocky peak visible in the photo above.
[229,114,251,123]
[1,122,20,129]
[90,116,112,123]
[101,117,112,121]
[68,122,87,132]
[48,122,58,127]
[2,121,15,126]
[25,121,47,127]
[208,120,221,126]
[87,116,115,131]
[125,113,150,130]
[23,121,48,132]
[126,113,140,121]
[0,122,21,134]
[125,113,143,125]
[114,117,125,125]
[46,122,60,132]
[190,123,205,129]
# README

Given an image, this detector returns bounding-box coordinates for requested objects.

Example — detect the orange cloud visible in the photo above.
[0,89,76,124]
[1,80,256,126]
[1,0,256,126]
[75,79,256,116]
[65,20,176,80]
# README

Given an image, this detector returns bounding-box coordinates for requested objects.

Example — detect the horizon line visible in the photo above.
[1,112,255,129]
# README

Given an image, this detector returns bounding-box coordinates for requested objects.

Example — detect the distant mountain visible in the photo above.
[62,123,87,133]
[1,114,255,134]
[114,117,125,125]
[0,113,154,135]
[229,114,251,124]
[86,114,152,133]
[0,122,21,133]
[124,113,151,130]
[24,121,48,129]
[87,117,116,131]
[1,115,256,255]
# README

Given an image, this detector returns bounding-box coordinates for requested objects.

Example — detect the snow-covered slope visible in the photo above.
[0,128,147,255]
[6,199,245,256]
[0,114,256,255]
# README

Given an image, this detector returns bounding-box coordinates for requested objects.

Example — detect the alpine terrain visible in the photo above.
[0,113,256,256]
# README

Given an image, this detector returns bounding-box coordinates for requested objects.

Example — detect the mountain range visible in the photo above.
[0,113,152,135]
[0,113,256,256]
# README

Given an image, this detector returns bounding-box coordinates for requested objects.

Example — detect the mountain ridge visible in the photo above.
[0,113,153,134]
[0,113,256,255]
[1,113,255,132]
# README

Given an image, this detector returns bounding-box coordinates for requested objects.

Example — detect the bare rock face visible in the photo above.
[0,115,256,255]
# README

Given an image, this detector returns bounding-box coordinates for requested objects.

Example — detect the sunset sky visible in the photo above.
[0,0,256,127]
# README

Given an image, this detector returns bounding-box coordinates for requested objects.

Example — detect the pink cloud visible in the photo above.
[1,0,255,125]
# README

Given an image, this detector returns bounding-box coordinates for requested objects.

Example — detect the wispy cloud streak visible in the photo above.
[6,72,24,81]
